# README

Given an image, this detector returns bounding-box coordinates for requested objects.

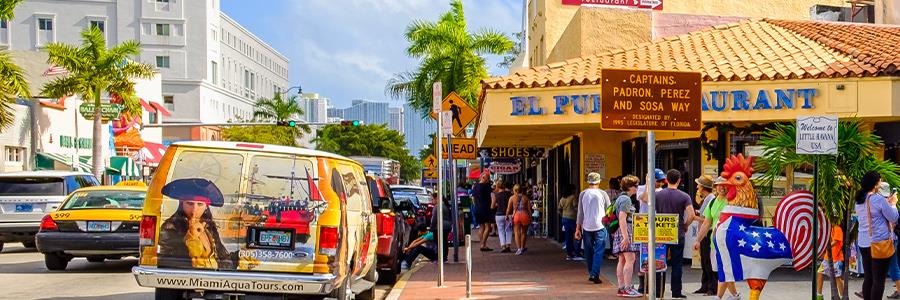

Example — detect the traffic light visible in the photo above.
[276,120,299,127]
[340,120,362,126]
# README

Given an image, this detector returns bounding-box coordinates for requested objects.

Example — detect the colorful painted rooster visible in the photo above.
[714,154,828,300]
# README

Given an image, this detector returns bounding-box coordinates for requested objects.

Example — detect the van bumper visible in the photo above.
[132,266,337,295]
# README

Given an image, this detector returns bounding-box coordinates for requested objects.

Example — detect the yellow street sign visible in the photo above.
[435,137,477,160]
[632,213,680,244]
[423,169,438,179]
[430,91,477,137]
[422,155,438,169]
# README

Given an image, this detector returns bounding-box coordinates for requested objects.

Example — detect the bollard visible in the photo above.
[465,234,472,298]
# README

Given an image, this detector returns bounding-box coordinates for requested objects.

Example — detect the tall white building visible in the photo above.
[388,106,403,133]
[4,0,289,142]
[403,104,434,155]
[296,92,329,148]
[342,99,389,127]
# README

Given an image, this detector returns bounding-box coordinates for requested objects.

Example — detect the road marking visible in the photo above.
[384,262,426,300]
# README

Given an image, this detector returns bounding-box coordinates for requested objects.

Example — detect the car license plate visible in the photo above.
[259,230,291,247]
[86,221,112,232]
[14,204,32,213]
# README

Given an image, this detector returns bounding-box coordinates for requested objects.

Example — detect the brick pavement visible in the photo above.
[394,237,617,299]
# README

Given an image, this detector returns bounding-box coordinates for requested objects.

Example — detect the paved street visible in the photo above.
[0,243,392,300]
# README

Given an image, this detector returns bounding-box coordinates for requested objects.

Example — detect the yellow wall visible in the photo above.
[529,0,847,65]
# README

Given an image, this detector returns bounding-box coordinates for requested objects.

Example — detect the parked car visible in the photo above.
[132,141,379,300]
[35,185,147,270]
[366,175,411,284]
[392,192,429,233]
[389,185,428,195]
[0,171,100,252]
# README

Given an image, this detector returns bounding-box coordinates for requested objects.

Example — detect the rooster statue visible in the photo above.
[714,154,829,300]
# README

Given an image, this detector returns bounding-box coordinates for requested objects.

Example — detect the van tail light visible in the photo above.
[318,226,338,256]
[39,215,57,231]
[139,216,157,246]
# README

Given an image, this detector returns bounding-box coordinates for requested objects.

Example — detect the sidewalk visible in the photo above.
[392,237,617,299]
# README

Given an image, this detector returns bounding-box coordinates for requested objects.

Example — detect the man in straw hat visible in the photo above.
[575,172,612,284]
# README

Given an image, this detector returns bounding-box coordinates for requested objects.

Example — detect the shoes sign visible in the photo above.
[796,115,838,155]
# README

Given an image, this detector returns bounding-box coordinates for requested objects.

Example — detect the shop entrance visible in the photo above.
[621,138,701,198]
[548,136,580,241]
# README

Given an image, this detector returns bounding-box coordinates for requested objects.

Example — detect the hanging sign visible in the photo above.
[79,103,123,121]
[796,115,838,155]
[600,69,702,131]
[632,213,680,244]
[489,161,521,175]
[477,147,545,158]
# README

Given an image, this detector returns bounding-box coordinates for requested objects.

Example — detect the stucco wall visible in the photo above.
[652,13,747,39]
[662,0,846,19]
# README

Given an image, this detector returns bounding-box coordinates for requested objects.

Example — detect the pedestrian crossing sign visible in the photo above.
[430,91,476,137]
[422,155,438,169]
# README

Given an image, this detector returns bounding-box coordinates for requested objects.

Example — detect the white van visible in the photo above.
[0,171,100,251]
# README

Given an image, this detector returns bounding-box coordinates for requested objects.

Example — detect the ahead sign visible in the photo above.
[600,69,702,132]
[436,137,477,160]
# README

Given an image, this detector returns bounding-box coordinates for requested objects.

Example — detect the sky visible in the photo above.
[221,0,523,109]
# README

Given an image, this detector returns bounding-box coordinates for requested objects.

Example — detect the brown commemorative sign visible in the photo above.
[600,69,702,131]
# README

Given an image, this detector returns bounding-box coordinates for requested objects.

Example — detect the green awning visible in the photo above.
[109,156,140,177]
[35,153,92,173]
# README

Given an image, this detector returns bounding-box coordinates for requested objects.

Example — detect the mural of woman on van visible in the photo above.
[157,178,236,269]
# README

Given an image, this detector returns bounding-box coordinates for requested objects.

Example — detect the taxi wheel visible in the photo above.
[0,242,4,253]
[22,241,36,248]
[44,253,70,271]
[87,257,105,263]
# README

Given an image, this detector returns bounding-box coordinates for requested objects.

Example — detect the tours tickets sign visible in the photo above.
[600,69,702,132]
[632,213,680,244]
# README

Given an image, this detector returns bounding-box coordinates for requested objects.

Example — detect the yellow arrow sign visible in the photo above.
[422,155,438,169]
[423,169,438,179]
[430,91,476,137]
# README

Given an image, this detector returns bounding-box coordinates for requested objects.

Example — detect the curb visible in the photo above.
[384,262,426,300]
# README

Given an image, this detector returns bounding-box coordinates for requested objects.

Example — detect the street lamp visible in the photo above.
[281,85,303,96]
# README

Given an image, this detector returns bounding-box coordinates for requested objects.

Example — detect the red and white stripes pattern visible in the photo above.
[773,190,830,271]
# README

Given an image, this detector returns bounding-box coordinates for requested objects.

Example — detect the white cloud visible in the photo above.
[224,0,522,108]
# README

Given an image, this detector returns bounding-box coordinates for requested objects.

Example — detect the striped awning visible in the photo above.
[109,156,140,177]
[35,153,92,173]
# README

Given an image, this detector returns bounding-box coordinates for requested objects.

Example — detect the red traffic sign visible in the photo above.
[561,0,662,10]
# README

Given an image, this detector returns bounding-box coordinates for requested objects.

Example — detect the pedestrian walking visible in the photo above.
[816,224,845,300]
[473,173,495,251]
[653,169,696,299]
[854,171,899,300]
[613,175,641,298]
[693,177,739,300]
[693,175,717,296]
[575,172,612,284]
[558,184,583,260]
[506,184,532,255]
[492,180,514,253]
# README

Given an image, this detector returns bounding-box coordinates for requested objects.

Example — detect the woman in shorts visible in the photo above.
[612,175,641,298]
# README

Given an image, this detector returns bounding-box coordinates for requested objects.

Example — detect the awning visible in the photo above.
[36,153,92,173]
[134,141,167,166]
[138,98,155,112]
[150,102,171,116]
[109,156,141,177]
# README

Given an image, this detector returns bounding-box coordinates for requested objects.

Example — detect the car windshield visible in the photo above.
[391,187,425,194]
[61,190,147,210]
[393,194,419,207]
[416,194,433,205]
[0,177,66,196]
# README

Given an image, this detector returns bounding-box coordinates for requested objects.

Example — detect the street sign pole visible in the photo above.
[811,156,818,300]
[647,130,657,300]
[450,133,459,262]
[436,110,444,287]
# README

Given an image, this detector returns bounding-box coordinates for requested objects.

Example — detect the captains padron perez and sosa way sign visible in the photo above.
[600,69,702,132]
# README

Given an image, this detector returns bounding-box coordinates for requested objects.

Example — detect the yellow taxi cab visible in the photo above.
[35,185,147,270]
[132,141,379,300]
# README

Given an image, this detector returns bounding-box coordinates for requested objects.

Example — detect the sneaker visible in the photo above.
[672,294,688,299]
[694,288,710,294]
[515,249,524,255]
[725,293,742,300]
[566,255,575,261]
[400,261,409,270]
[623,288,642,298]
[616,288,627,297]
[589,277,602,284]
[570,256,586,261]
[501,247,512,253]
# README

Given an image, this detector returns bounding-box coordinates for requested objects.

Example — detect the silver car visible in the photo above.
[0,171,99,252]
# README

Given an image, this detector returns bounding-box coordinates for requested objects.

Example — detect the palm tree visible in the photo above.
[41,27,155,179]
[387,0,513,117]
[0,0,31,130]
[252,93,311,134]
[757,119,900,300]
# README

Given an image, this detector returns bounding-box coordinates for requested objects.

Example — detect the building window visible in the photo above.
[210,61,218,84]
[156,56,170,68]
[5,147,23,163]
[164,95,174,111]
[1,20,7,29]
[148,111,158,124]
[155,23,170,36]
[89,20,104,32]
[156,0,169,2]
[38,18,53,31]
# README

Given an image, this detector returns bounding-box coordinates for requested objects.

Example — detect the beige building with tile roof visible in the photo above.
[477,18,900,236]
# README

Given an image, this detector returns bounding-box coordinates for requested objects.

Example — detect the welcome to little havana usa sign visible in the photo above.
[796,115,839,155]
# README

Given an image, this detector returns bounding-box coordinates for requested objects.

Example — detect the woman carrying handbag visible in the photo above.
[855,171,899,300]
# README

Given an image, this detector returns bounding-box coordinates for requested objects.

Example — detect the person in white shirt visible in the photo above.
[576,172,612,284]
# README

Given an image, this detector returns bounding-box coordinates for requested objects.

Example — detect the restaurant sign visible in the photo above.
[702,88,817,112]
[600,69,702,131]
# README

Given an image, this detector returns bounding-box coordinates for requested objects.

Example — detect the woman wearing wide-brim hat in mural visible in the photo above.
[158,178,235,270]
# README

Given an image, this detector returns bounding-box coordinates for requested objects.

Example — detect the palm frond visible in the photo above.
[471,29,514,55]
[0,0,23,20]
[41,76,83,99]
